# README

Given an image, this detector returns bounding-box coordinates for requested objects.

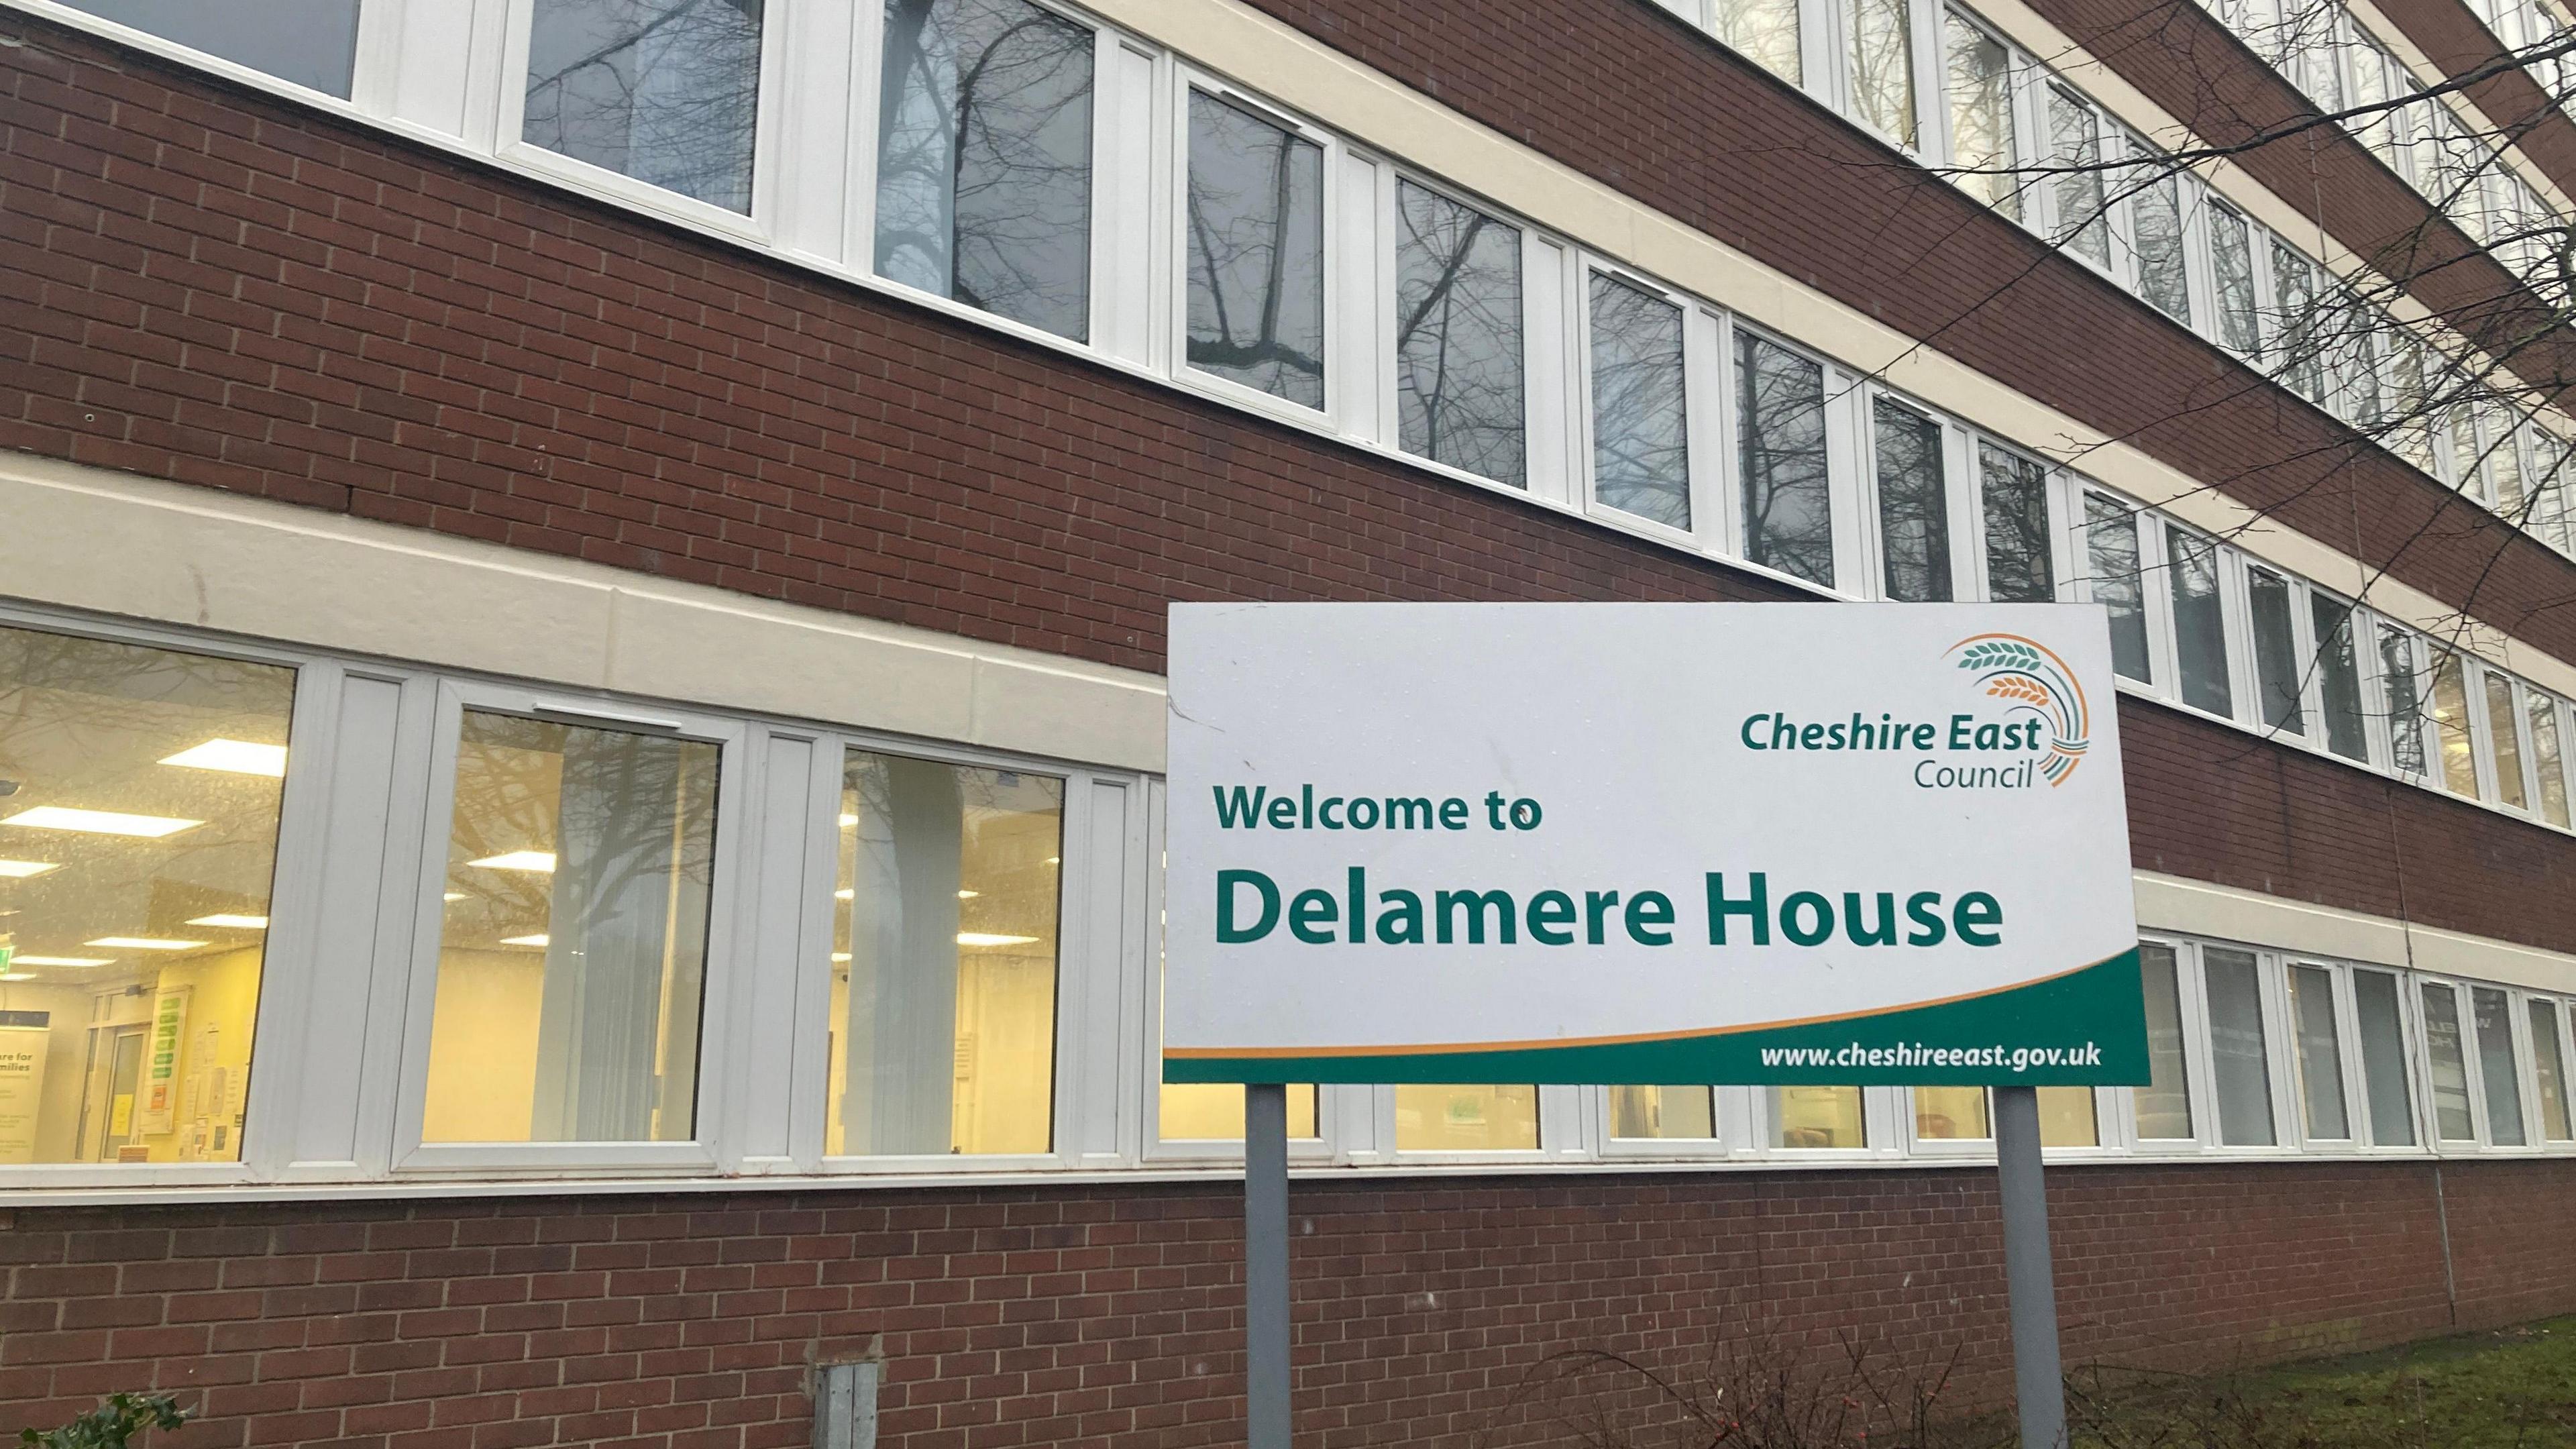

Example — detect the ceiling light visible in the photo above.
[0,860,60,879]
[3,806,201,838]
[835,888,854,901]
[443,892,467,902]
[11,955,111,967]
[186,914,268,930]
[0,973,30,982]
[87,936,204,951]
[830,951,852,963]
[1044,857,1059,865]
[956,932,1039,948]
[839,812,859,829]
[956,889,979,900]
[468,851,557,873]
[500,934,549,948]
[158,739,288,777]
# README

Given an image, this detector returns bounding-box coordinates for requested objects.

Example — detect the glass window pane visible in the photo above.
[1739,333,1835,582]
[1916,1085,1989,1140]
[0,627,294,1166]
[2048,88,2108,266]
[1980,444,2054,602]
[1395,1085,1538,1150]
[2167,525,2233,716]
[2428,653,2479,798]
[2084,495,2150,682]
[424,712,718,1143]
[1159,1083,1318,1140]
[1610,1085,1715,1140]
[1773,1085,1866,1148]
[2288,965,2349,1139]
[1592,276,1693,530]
[2528,1000,2571,1141]
[2353,970,2415,1145]
[2379,626,2427,775]
[60,0,360,96]
[1849,0,1918,146]
[2039,1086,2098,1147]
[2484,673,2529,810]
[2247,568,2304,734]
[1186,91,1325,408]
[2211,207,2260,355]
[2311,595,2368,761]
[1716,0,1803,82]
[2492,427,2528,519]
[875,0,1094,341]
[2137,943,2194,1138]
[2134,174,2189,323]
[1397,183,1527,487]
[2203,947,2275,1146]
[2420,982,2475,1140]
[2267,243,2324,402]
[523,0,765,213]
[2472,986,2526,1146]
[1944,13,2019,219]
[2527,691,2569,827]
[829,752,1060,1155]
[1874,400,1952,601]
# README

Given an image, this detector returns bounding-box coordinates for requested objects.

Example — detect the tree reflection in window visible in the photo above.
[1872,398,1950,600]
[523,0,765,213]
[1738,331,1831,584]
[1396,182,1525,487]
[1590,275,1690,529]
[1186,92,1324,407]
[876,0,1094,341]
[1980,443,2054,602]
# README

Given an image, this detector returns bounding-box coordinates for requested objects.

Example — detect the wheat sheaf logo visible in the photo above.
[1947,633,2090,787]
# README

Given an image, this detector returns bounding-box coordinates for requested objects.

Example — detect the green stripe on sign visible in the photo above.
[1163,949,2149,1086]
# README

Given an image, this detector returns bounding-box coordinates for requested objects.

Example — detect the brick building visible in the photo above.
[1,0,2575,1444]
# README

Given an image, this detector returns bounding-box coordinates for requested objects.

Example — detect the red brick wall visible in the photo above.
[3,1159,2562,1448]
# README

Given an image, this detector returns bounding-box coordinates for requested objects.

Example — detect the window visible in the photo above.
[1738,332,1833,581]
[828,751,1061,1157]
[1396,1085,1539,1150]
[2447,409,2484,498]
[1159,1084,1318,1140]
[0,625,294,1166]
[58,0,361,97]
[2386,340,2436,474]
[1396,184,1527,487]
[2491,424,2528,521]
[1592,276,1693,530]
[2167,525,2233,716]
[1873,399,1952,600]
[1186,91,1326,408]
[2288,965,2349,1139]
[2267,243,2324,402]
[2210,205,2260,356]
[422,712,718,1144]
[1849,0,1919,146]
[2247,567,2304,735]
[1944,14,2019,219]
[2133,173,2190,323]
[2420,982,2475,1140]
[2040,1087,2098,1146]
[2047,87,2108,266]
[2472,987,2527,1145]
[1716,0,1804,82]
[2137,943,2194,1139]
[875,0,1095,341]
[2204,947,2276,1146]
[2378,625,2428,775]
[2348,41,2398,170]
[2310,596,2368,762]
[2483,672,2529,811]
[2428,653,2479,798]
[2084,495,2150,682]
[2528,690,2571,826]
[1916,1085,1988,1140]
[1980,445,2053,602]
[522,0,766,212]
[2353,969,2415,1145]
[2530,1000,2572,1142]
[1773,1086,1866,1148]
[1610,1085,1715,1139]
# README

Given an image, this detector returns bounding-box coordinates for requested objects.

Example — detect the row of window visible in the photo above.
[1,608,2569,1189]
[23,0,2576,830]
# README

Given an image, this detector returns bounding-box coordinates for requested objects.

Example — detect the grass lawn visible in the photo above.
[2068,1317,2576,1448]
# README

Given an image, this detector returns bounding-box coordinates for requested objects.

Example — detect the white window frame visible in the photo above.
[1372,166,1552,498]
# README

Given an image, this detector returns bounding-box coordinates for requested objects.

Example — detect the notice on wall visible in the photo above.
[1163,602,2145,1086]
[136,985,191,1136]
[0,1018,50,1165]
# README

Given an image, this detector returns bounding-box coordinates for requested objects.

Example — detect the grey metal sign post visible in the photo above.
[1994,1085,2067,1449]
[1244,1081,1292,1449]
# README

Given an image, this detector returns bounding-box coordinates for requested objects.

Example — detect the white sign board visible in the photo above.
[1163,602,2144,1085]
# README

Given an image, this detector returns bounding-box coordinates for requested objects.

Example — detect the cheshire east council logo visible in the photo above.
[1947,633,2090,786]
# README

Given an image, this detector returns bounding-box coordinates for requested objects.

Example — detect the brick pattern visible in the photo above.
[1,1160,2563,1448]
